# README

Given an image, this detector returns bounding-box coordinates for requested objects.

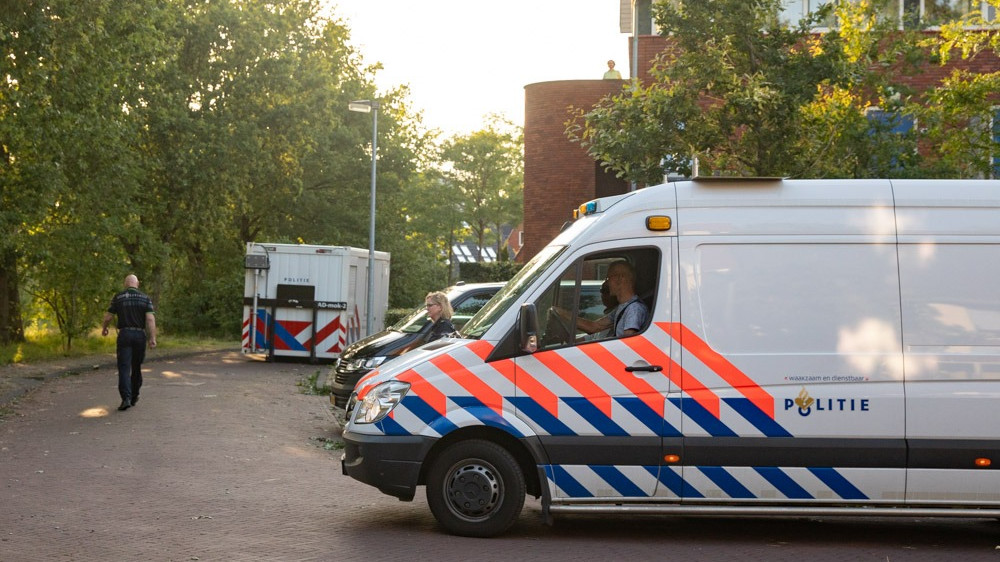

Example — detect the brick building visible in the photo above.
[520,0,1000,263]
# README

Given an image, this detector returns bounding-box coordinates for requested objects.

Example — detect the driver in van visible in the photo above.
[579,279,618,342]
[555,260,648,338]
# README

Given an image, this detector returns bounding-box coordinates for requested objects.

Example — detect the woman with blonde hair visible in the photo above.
[424,291,455,342]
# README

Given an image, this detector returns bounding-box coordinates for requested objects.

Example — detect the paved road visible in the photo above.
[1,352,998,561]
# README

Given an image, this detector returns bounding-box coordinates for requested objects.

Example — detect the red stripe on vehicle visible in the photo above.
[430,353,503,416]
[467,340,559,416]
[466,340,494,360]
[621,335,720,418]
[661,322,774,418]
[312,315,341,349]
[280,320,312,336]
[579,342,664,416]
[533,350,613,418]
[396,369,447,416]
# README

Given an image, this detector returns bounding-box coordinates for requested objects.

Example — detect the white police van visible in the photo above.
[341,178,1000,537]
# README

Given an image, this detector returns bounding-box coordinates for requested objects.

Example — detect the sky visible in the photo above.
[324,0,631,136]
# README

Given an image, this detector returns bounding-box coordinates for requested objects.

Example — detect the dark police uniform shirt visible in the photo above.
[108,288,155,331]
[427,317,455,343]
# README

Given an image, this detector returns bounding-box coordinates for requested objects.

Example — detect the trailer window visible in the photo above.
[276,284,314,303]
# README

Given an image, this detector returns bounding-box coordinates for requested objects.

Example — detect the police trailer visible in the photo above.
[242,242,390,362]
[340,178,1000,537]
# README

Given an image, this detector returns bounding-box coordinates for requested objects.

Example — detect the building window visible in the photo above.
[920,0,978,28]
[780,0,994,30]
[866,107,916,135]
[779,0,830,26]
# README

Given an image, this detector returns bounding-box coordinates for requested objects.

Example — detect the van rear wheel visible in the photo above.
[426,439,525,538]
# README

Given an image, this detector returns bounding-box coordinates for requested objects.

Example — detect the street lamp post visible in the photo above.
[349,99,379,336]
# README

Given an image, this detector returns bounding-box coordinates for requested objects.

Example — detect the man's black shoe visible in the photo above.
[131,395,138,406]
[118,400,132,411]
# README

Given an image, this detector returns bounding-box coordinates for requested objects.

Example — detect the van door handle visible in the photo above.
[626,364,663,373]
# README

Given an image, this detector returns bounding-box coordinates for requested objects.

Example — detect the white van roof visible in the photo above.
[569,178,1000,240]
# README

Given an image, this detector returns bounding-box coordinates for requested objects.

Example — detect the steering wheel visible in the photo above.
[542,307,574,346]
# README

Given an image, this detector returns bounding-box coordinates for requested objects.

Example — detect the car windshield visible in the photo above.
[461,245,566,338]
[391,285,501,335]
[392,306,433,334]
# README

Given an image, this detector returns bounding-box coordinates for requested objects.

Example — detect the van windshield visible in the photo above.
[461,245,565,338]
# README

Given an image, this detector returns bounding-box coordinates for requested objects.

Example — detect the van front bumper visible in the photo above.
[341,429,436,501]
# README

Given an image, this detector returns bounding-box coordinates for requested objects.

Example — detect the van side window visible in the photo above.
[535,248,659,350]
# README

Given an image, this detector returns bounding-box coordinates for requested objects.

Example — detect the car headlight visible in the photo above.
[361,356,387,370]
[355,380,410,424]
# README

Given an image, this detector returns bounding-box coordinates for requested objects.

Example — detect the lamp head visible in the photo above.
[349,100,377,113]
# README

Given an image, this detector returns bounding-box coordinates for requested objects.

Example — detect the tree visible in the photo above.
[1,0,166,348]
[1,0,432,340]
[569,0,928,181]
[0,3,64,344]
[378,168,461,304]
[915,0,1000,178]
[440,117,523,263]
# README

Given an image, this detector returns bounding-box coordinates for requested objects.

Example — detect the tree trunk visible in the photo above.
[0,248,25,345]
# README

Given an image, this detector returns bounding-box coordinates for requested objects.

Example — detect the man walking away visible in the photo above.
[101,274,157,411]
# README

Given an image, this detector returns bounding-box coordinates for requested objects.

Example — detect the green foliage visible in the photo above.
[932,0,1000,63]
[913,70,1000,178]
[1,0,450,342]
[24,225,123,351]
[440,116,523,261]
[380,169,455,307]
[0,328,234,366]
[298,370,332,396]
[918,0,1000,178]
[384,308,412,327]
[458,262,523,283]
[568,0,942,180]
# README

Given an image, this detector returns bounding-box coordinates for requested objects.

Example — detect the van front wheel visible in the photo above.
[426,439,525,537]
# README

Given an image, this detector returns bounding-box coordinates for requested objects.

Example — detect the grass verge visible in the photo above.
[1,330,237,366]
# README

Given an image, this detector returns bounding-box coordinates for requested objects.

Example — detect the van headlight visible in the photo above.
[355,380,410,424]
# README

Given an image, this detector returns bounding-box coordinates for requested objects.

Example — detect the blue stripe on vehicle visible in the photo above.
[399,395,459,435]
[254,309,272,348]
[669,397,738,437]
[451,396,524,438]
[563,397,628,436]
[754,466,812,499]
[724,398,793,437]
[374,414,409,436]
[590,465,648,497]
[616,397,681,436]
[644,465,699,498]
[252,309,269,347]
[808,467,868,500]
[509,397,574,435]
[549,465,593,498]
[697,466,755,499]
[272,320,306,351]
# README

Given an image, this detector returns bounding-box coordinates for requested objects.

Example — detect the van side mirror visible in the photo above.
[519,303,539,353]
